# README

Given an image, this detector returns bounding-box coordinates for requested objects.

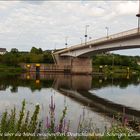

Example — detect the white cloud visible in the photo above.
[0,0,139,55]
[116,1,138,15]
[0,1,19,10]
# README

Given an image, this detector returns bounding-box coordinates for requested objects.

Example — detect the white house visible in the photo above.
[0,48,6,55]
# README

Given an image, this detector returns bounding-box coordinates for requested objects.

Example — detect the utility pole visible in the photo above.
[85,25,89,45]
[65,36,68,48]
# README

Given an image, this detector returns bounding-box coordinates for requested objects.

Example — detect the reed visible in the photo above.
[0,97,138,140]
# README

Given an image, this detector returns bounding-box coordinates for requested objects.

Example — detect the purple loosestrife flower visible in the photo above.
[46,116,50,129]
[55,125,59,132]
[49,96,55,113]
[124,116,128,126]
[66,120,70,133]
[48,96,56,132]
[46,96,70,133]
[59,123,63,133]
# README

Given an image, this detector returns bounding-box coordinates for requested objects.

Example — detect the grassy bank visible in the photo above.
[0,64,23,75]
[93,65,140,75]
[0,98,139,140]
[0,63,140,76]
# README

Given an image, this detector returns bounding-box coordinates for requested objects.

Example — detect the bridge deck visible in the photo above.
[54,28,140,55]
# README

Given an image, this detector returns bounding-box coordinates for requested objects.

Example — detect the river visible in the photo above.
[0,73,140,133]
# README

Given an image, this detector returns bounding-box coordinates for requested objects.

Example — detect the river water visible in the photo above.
[0,73,140,133]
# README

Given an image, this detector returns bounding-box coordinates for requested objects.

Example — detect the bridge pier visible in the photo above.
[54,54,92,74]
[71,57,92,74]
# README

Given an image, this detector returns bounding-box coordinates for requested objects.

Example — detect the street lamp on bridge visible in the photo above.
[65,36,68,48]
[85,25,90,45]
[136,0,140,32]
[105,27,109,38]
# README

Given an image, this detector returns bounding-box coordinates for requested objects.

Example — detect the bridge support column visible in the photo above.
[54,54,92,74]
[71,57,92,74]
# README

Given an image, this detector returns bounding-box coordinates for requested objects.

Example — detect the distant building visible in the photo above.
[0,48,6,55]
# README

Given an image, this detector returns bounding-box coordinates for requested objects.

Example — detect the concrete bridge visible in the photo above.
[53,28,140,74]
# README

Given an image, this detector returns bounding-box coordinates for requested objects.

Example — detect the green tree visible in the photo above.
[43,52,54,63]
[10,48,18,54]
[30,47,43,54]
[2,53,19,66]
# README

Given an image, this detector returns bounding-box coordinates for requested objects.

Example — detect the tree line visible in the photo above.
[0,47,54,66]
[0,47,140,68]
[92,54,139,68]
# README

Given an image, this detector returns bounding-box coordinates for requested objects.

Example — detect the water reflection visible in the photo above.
[0,73,140,132]
[1,73,139,92]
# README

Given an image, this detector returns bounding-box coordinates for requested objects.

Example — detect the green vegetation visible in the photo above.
[0,64,23,74]
[92,54,140,74]
[1,47,140,75]
[0,47,54,67]
[92,54,138,67]
[0,98,139,140]
[0,47,54,74]
[0,100,40,139]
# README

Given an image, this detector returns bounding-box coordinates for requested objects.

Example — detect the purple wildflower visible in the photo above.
[124,116,128,126]
[66,120,70,133]
[49,96,55,113]
[46,116,50,128]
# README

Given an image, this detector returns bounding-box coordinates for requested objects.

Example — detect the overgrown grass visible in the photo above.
[93,65,140,75]
[0,64,23,74]
[0,98,139,140]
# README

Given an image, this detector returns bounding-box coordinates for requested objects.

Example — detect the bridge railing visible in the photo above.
[88,28,138,44]
[55,28,139,54]
[69,28,138,51]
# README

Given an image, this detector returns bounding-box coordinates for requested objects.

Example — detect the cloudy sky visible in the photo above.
[0,0,140,55]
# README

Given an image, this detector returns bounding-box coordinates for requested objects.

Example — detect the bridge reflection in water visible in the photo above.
[21,72,140,131]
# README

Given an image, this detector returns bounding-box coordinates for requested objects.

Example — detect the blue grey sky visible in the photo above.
[0,0,139,56]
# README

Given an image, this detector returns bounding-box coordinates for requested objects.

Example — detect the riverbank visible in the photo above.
[0,63,140,76]
[0,64,23,75]
[0,99,139,140]
[93,65,140,75]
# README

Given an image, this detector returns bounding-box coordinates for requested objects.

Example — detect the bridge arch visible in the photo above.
[79,45,140,57]
[60,35,140,57]
[54,28,140,74]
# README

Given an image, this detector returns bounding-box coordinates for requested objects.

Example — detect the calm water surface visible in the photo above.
[0,73,140,132]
